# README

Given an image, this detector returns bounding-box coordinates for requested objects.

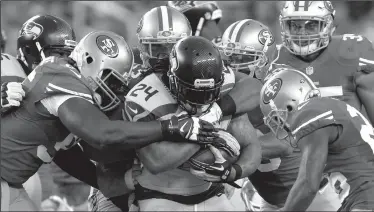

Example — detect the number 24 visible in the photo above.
[130,83,159,101]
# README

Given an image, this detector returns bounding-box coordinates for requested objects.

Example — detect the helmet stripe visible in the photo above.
[167,7,173,31]
[231,19,249,43]
[160,6,170,31]
[228,21,240,42]
[235,19,250,42]
[304,1,309,11]
[157,7,163,32]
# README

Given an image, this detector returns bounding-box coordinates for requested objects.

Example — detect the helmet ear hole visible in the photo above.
[286,105,293,112]
[86,56,93,64]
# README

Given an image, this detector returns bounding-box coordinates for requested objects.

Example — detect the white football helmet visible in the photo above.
[279,1,336,56]
[219,19,276,78]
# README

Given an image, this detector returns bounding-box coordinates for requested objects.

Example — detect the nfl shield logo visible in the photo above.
[306,66,314,75]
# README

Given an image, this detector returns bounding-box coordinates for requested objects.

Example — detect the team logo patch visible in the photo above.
[137,17,143,34]
[324,1,334,12]
[169,1,195,12]
[258,29,275,46]
[96,35,119,58]
[306,66,314,75]
[263,78,282,104]
[20,21,43,39]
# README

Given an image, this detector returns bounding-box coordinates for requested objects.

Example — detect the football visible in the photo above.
[189,146,239,166]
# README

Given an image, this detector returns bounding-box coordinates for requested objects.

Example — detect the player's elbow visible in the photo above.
[137,148,168,175]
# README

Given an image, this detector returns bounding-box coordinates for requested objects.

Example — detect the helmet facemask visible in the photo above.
[168,71,224,115]
[264,99,293,143]
[86,69,127,112]
[280,15,334,56]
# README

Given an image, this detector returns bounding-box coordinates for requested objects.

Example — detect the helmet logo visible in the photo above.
[96,35,119,58]
[305,66,314,75]
[20,21,44,40]
[258,29,275,46]
[263,78,282,104]
[194,78,214,88]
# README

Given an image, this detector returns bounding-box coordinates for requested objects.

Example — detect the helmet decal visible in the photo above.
[137,17,144,34]
[324,1,334,13]
[20,21,44,40]
[263,78,282,104]
[258,29,275,46]
[96,35,119,58]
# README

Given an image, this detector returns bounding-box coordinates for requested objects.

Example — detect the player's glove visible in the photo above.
[189,145,241,188]
[199,102,222,126]
[1,82,25,109]
[211,130,240,157]
[161,112,217,145]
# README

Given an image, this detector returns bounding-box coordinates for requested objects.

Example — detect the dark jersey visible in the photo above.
[271,34,374,111]
[1,56,93,185]
[291,97,374,209]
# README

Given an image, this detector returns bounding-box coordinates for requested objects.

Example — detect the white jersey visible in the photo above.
[124,71,235,195]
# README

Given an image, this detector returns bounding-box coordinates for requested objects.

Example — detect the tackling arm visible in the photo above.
[218,76,263,116]
[281,126,336,211]
[58,97,165,151]
[227,113,262,179]
[137,141,201,174]
[259,132,293,159]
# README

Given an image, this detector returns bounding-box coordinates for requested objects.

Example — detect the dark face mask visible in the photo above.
[149,54,170,73]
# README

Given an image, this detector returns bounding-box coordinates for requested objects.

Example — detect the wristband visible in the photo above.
[232,163,243,181]
[160,115,178,138]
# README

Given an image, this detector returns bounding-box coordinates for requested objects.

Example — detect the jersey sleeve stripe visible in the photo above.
[47,83,92,100]
[359,58,374,65]
[292,110,333,135]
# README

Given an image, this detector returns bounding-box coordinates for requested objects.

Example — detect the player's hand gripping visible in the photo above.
[211,130,241,157]
[161,112,218,144]
[189,145,240,186]
[1,82,25,113]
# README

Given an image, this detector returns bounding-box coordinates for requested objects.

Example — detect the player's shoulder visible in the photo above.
[25,56,93,101]
[290,98,342,137]
[124,73,178,122]
[329,34,372,61]
[1,53,27,79]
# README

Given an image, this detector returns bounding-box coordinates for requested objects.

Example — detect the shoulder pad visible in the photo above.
[220,65,235,97]
[291,98,338,142]
[1,53,27,78]
[24,57,93,102]
[125,73,178,121]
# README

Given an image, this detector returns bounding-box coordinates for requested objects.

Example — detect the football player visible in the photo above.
[167,1,223,44]
[0,30,215,211]
[124,35,261,211]
[218,19,276,79]
[260,67,374,211]
[272,1,374,124]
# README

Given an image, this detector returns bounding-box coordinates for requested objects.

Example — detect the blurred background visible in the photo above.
[2,1,374,56]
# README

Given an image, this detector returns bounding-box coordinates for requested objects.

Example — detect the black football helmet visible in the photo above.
[1,29,6,53]
[169,36,224,108]
[17,15,77,71]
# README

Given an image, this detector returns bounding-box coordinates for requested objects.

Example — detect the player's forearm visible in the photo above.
[138,142,201,174]
[281,177,318,211]
[219,77,262,116]
[53,145,99,189]
[235,141,262,178]
[259,132,293,159]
